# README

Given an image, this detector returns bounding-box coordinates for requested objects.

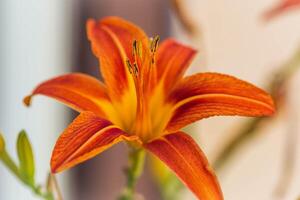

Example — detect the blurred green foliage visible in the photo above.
[0,130,55,200]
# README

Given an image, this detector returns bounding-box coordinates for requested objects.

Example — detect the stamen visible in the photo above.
[132,39,143,59]
[151,57,155,65]
[138,41,143,59]
[150,38,154,51]
[133,63,139,76]
[132,40,137,56]
[149,35,160,65]
[150,35,160,53]
[126,59,133,74]
[149,37,153,54]
[153,35,160,52]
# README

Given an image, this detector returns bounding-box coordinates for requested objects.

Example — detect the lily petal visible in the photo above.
[87,16,153,129]
[156,39,197,91]
[145,131,223,200]
[167,73,275,131]
[87,16,149,100]
[51,112,139,173]
[24,73,115,119]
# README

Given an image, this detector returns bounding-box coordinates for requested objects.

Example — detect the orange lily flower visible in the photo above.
[24,17,274,199]
[264,0,300,20]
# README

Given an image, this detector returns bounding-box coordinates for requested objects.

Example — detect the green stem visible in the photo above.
[119,148,145,200]
[0,151,54,200]
[32,185,54,200]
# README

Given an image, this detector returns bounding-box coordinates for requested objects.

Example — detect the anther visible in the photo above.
[132,40,138,56]
[126,59,133,74]
[133,63,139,76]
[153,35,160,52]
[150,35,160,53]
[149,37,153,48]
[133,40,143,59]
[138,41,143,59]
[151,57,155,64]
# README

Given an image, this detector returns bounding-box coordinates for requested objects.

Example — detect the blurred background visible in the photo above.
[1,0,300,199]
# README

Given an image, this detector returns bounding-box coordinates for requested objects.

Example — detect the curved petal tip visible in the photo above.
[23,95,32,107]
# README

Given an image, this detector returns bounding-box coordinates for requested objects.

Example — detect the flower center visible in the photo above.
[125,36,162,142]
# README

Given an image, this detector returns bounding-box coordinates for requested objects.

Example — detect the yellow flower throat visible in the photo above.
[123,36,168,142]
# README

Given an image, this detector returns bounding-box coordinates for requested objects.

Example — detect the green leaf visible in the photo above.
[17,130,35,186]
[0,133,5,153]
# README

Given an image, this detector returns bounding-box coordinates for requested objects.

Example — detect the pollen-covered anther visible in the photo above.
[126,58,138,77]
[149,35,160,64]
[150,35,160,53]
[138,41,143,59]
[132,40,143,59]
[133,63,139,76]
[133,40,138,56]
[126,59,133,74]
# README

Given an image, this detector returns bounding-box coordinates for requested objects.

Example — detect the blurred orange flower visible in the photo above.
[24,17,274,199]
[264,0,300,20]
